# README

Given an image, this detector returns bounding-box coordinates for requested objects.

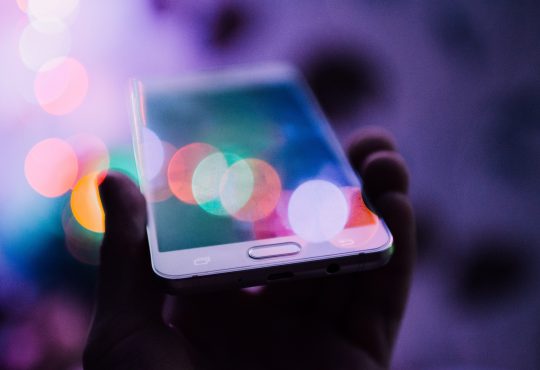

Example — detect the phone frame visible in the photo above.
[130,63,393,291]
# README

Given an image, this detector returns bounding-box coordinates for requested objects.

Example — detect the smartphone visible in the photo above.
[130,64,393,290]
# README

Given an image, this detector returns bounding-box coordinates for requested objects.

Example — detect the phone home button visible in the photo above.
[248,243,301,259]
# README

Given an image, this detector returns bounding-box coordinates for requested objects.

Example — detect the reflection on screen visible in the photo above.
[139,80,377,252]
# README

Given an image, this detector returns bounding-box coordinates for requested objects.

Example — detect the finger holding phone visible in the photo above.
[83,65,416,370]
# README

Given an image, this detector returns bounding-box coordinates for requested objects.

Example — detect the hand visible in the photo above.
[83,128,416,370]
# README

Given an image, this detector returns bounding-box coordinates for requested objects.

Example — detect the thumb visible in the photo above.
[89,172,164,343]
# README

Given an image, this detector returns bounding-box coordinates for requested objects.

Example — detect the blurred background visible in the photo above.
[1,0,539,369]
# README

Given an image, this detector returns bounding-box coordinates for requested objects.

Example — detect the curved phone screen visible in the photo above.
[136,76,379,252]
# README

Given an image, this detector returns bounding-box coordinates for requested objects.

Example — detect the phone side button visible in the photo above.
[248,243,301,259]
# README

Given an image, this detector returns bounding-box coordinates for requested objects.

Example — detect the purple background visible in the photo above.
[0,1,539,369]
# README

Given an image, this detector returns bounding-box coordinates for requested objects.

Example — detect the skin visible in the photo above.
[83,128,416,370]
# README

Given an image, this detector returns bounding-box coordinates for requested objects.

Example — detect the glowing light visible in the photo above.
[341,187,377,227]
[17,0,28,13]
[329,187,379,249]
[168,143,218,204]
[222,159,281,222]
[30,19,68,34]
[147,141,175,203]
[253,190,293,239]
[288,180,349,243]
[67,133,110,183]
[34,57,89,115]
[141,127,165,180]
[70,172,105,233]
[28,0,79,22]
[108,149,139,183]
[192,152,241,216]
[219,160,254,216]
[24,138,78,198]
[19,22,71,71]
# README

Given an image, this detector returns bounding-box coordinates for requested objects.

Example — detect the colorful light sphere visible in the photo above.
[252,191,294,239]
[191,152,241,216]
[24,138,78,198]
[141,127,165,181]
[219,159,254,217]
[146,141,176,203]
[288,180,349,243]
[70,172,105,233]
[168,143,218,204]
[67,133,110,183]
[341,187,377,228]
[28,0,79,23]
[19,22,71,71]
[222,159,281,222]
[34,57,89,115]
[16,0,28,13]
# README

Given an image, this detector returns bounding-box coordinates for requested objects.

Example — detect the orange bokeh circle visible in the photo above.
[70,171,106,233]
[230,159,282,222]
[341,187,376,228]
[167,143,218,204]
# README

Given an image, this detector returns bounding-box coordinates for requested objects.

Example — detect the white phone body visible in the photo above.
[130,64,393,290]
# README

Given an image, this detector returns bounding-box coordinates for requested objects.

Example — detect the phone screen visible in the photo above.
[138,75,378,252]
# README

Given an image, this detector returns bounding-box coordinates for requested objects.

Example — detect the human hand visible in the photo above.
[83,128,416,370]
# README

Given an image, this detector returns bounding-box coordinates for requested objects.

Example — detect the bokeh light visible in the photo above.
[141,127,165,180]
[192,152,241,216]
[219,159,254,217]
[253,190,294,239]
[19,22,71,71]
[27,0,79,23]
[24,138,78,198]
[67,133,110,183]
[108,148,139,183]
[34,57,89,115]
[288,180,349,243]
[70,172,105,233]
[168,142,218,204]
[341,187,377,228]
[16,0,28,13]
[223,159,281,222]
[147,141,175,203]
[30,19,69,34]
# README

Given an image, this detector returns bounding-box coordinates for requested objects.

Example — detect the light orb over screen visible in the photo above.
[70,172,105,233]
[24,138,78,198]
[253,190,294,239]
[141,127,165,181]
[147,141,176,203]
[34,57,89,115]
[192,152,242,216]
[168,143,218,204]
[222,159,281,222]
[341,187,377,228]
[219,159,254,216]
[288,180,349,243]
